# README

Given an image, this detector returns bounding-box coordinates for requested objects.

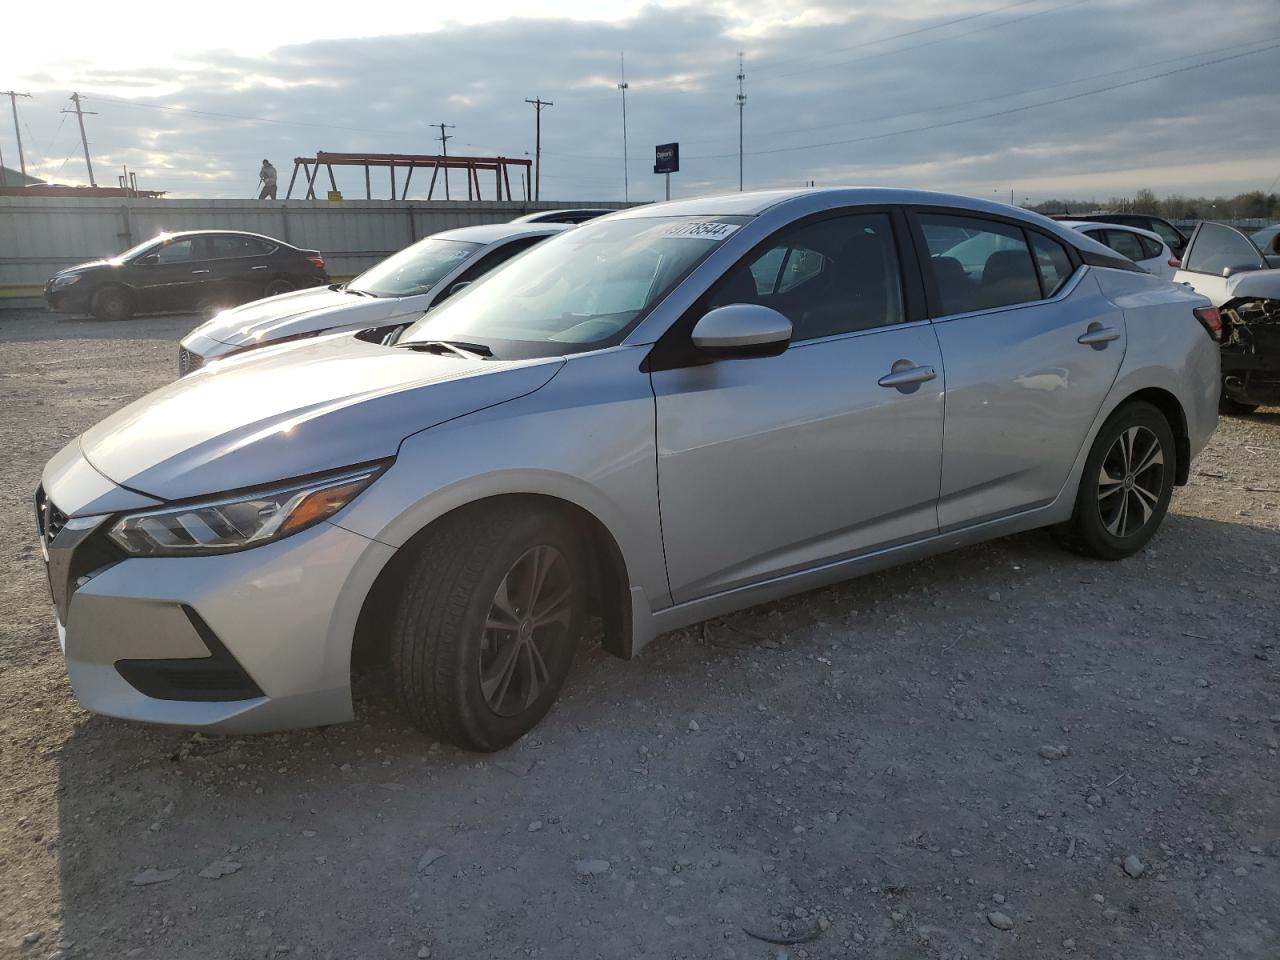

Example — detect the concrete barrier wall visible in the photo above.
[0,197,631,297]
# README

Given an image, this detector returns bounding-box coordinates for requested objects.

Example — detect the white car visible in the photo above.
[1065,221,1176,279]
[177,222,569,374]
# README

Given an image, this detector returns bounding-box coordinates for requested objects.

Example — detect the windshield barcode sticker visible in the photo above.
[663,221,740,240]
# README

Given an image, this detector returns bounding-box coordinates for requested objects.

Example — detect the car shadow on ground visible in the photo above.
[52,516,1280,958]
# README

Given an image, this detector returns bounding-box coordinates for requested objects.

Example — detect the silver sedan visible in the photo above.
[37,188,1220,751]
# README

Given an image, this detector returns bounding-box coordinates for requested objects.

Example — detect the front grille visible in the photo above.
[34,485,68,543]
[178,346,204,376]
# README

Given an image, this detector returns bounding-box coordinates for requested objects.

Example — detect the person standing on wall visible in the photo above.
[258,159,278,200]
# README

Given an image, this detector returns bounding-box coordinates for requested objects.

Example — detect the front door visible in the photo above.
[134,237,210,312]
[1173,221,1268,305]
[915,212,1126,529]
[651,210,945,604]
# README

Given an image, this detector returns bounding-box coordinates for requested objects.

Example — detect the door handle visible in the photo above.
[190,269,211,275]
[877,363,937,389]
[250,265,269,271]
[1077,325,1120,346]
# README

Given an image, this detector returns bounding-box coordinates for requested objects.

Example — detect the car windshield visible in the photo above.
[349,238,484,297]
[399,215,748,357]
[114,236,168,262]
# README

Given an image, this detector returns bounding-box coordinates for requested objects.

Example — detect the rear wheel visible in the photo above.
[1055,401,1176,560]
[390,504,586,751]
[91,286,132,322]
[264,277,296,298]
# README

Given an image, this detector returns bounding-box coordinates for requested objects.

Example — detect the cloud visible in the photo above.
[8,0,1278,202]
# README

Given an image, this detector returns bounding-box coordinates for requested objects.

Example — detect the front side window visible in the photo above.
[351,238,484,297]
[920,214,1041,315]
[707,213,905,341]
[400,216,747,357]
[1183,222,1264,275]
[153,239,198,264]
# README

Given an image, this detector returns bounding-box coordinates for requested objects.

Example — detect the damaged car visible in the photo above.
[1174,221,1280,413]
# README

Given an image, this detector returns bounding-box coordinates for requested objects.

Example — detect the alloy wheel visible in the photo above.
[479,545,575,717]
[1096,425,1164,538]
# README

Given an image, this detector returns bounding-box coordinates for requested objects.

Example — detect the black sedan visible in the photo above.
[45,230,330,321]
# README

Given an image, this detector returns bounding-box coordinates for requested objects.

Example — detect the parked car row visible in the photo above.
[37,187,1223,751]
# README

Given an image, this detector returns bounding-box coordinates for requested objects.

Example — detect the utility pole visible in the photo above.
[524,97,552,201]
[736,52,746,192]
[618,54,629,203]
[433,122,455,200]
[1,91,32,176]
[64,93,98,186]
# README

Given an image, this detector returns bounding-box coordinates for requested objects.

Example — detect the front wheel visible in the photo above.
[390,504,586,751]
[1055,401,1176,560]
[91,286,133,322]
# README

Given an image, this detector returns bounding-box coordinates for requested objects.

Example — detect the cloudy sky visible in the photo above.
[5,0,1278,203]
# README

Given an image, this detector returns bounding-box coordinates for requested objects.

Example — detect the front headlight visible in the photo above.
[106,465,385,557]
[52,274,82,289]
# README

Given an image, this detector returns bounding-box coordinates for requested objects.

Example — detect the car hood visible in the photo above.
[190,286,420,347]
[78,334,564,501]
[56,259,116,277]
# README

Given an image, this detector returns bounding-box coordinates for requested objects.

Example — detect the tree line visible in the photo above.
[1027,189,1279,221]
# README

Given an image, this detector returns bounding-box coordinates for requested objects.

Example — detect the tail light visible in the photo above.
[306,254,325,270]
[1193,306,1223,342]
[1167,256,1182,269]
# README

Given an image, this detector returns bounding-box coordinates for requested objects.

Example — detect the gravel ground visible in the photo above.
[1,308,1278,960]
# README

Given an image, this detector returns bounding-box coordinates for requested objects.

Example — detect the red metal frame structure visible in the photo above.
[286,151,533,201]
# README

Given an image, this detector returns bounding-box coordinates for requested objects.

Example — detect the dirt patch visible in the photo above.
[1,308,1278,959]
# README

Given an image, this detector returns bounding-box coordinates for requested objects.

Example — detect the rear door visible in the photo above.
[1174,221,1267,305]
[651,209,945,603]
[916,211,1126,530]
[207,234,276,304]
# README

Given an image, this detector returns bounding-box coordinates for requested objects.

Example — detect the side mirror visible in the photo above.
[444,279,473,299]
[136,254,159,266]
[691,303,792,361]
[1222,263,1263,278]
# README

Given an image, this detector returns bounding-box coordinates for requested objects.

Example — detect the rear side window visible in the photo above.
[919,214,1042,314]
[211,235,274,258]
[1146,220,1182,248]
[1135,234,1163,260]
[1102,229,1146,263]
[1029,232,1074,297]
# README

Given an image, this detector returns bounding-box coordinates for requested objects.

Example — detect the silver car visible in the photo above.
[177,222,568,374]
[37,188,1219,751]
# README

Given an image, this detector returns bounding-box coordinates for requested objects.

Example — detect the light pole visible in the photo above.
[618,53,630,203]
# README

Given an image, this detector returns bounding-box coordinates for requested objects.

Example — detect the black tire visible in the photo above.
[1055,401,1176,561]
[264,277,296,298]
[91,286,132,322]
[390,503,587,751]
[1218,393,1259,416]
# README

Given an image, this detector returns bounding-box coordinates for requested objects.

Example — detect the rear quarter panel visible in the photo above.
[1092,268,1218,462]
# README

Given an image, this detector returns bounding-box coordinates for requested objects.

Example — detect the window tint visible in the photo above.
[1147,220,1183,249]
[1103,229,1146,263]
[1030,232,1073,296]
[446,236,547,296]
[920,215,1042,314]
[152,239,197,264]
[210,235,273,258]
[707,213,905,341]
[1183,222,1265,275]
[1136,234,1163,260]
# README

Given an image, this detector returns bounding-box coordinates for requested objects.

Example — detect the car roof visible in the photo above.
[155,229,289,244]
[1065,221,1164,244]
[510,208,616,223]
[606,187,1091,245]
[429,222,572,243]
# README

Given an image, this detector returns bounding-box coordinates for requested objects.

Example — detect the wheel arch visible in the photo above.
[349,492,636,680]
[1120,386,1190,485]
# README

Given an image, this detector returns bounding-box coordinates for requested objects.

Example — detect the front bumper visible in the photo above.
[40,490,394,734]
[44,282,91,314]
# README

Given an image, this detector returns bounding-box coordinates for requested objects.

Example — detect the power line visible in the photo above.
[684,40,1280,161]
[524,97,553,200]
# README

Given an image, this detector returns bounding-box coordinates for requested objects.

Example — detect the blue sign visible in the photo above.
[654,142,679,175]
